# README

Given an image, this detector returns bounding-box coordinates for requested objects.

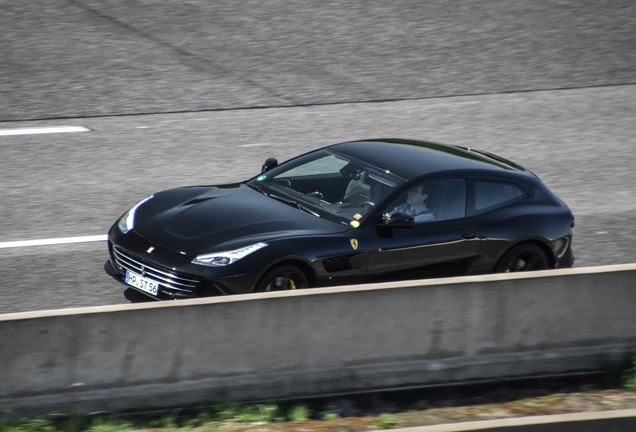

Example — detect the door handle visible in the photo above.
[462,232,477,239]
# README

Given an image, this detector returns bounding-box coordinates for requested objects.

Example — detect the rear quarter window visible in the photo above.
[472,180,527,214]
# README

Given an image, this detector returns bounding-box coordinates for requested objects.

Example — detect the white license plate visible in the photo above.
[125,270,160,296]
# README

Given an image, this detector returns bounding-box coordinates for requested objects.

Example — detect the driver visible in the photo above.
[389,184,434,222]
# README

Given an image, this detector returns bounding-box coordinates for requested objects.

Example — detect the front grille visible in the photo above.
[113,246,201,296]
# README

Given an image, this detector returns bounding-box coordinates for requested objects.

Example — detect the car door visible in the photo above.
[367,178,481,279]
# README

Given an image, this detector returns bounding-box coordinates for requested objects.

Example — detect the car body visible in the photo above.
[105,138,574,299]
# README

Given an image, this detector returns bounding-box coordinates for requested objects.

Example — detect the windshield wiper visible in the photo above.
[247,182,269,196]
[297,203,321,218]
[269,193,321,218]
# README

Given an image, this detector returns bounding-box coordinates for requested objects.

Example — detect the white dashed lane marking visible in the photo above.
[0,126,90,136]
[0,235,107,249]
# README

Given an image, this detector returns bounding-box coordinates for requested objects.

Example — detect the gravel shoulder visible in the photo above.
[144,389,636,431]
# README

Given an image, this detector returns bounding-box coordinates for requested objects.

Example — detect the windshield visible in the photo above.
[247,149,405,226]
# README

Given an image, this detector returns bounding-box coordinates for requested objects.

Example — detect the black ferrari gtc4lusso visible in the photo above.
[105,139,574,299]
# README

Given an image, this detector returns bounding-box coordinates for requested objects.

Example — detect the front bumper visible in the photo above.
[105,227,263,299]
[106,242,210,299]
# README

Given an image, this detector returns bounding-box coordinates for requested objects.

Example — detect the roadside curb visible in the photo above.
[383,408,636,431]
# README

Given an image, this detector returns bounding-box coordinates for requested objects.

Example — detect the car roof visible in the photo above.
[328,139,527,181]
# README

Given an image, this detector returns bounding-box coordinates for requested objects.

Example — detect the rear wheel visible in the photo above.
[255,265,309,292]
[495,244,550,273]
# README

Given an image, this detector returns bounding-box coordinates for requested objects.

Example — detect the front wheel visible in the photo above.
[495,244,549,273]
[255,265,309,292]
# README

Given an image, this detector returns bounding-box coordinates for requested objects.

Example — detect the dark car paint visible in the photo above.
[134,183,349,254]
[106,139,574,299]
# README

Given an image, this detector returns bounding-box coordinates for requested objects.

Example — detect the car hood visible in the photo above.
[134,183,348,253]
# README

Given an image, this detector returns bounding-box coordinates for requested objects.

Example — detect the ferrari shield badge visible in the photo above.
[350,239,359,250]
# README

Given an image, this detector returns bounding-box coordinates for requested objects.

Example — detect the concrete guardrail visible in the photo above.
[1,264,636,417]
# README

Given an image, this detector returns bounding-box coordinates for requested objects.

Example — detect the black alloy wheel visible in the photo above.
[256,265,309,292]
[496,244,549,273]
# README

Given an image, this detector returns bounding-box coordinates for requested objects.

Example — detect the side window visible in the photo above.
[426,179,466,221]
[473,180,526,213]
[385,179,466,223]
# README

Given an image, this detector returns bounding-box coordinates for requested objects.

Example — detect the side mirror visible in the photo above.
[262,158,278,173]
[377,212,415,228]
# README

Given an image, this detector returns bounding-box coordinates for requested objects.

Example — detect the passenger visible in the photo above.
[389,184,434,222]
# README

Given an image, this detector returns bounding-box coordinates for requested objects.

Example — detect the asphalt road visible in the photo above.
[1,0,635,313]
[2,0,635,121]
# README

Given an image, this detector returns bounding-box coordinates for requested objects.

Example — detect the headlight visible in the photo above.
[117,195,154,234]
[192,242,268,267]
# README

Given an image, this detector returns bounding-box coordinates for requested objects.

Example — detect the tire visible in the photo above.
[495,244,550,273]
[255,265,309,292]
